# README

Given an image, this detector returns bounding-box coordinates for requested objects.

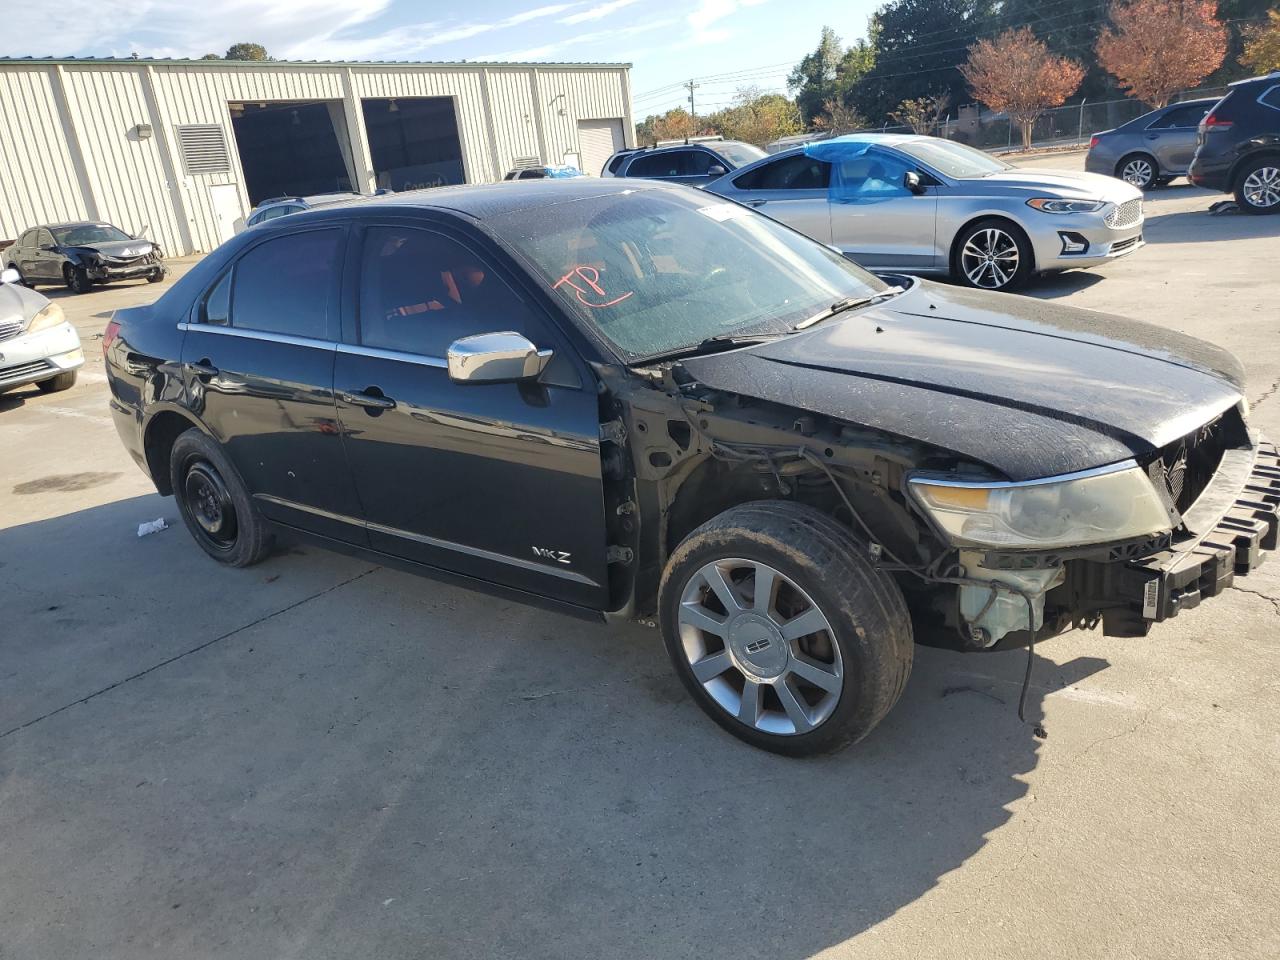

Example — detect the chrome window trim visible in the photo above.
[1257,84,1280,112]
[176,321,334,351]
[907,459,1139,491]
[336,342,448,368]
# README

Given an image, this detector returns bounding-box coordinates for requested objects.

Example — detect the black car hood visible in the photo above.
[66,239,153,258]
[679,280,1245,481]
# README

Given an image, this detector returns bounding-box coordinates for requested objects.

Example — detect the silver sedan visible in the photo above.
[705,133,1145,291]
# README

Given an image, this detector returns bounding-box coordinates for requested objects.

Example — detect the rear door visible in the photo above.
[179,226,366,543]
[34,229,61,281]
[625,149,710,187]
[713,153,833,244]
[1147,103,1210,173]
[333,221,610,609]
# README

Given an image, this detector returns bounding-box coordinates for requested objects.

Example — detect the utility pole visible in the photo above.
[685,80,699,137]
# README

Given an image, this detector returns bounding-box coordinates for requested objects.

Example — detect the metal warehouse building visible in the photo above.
[0,57,634,257]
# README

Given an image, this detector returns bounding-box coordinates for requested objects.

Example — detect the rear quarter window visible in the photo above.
[229,229,343,340]
[1260,85,1280,111]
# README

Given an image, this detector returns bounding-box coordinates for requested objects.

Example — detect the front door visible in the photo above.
[34,228,63,282]
[334,223,610,609]
[180,225,365,543]
[826,151,938,270]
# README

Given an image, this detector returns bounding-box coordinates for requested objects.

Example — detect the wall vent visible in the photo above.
[176,125,231,175]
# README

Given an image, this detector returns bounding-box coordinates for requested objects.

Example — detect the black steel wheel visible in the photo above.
[169,428,274,566]
[66,265,92,295]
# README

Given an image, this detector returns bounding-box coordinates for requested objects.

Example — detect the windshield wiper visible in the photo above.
[638,333,784,365]
[793,286,904,331]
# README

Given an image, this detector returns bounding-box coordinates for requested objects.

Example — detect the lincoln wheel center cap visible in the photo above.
[727,613,789,680]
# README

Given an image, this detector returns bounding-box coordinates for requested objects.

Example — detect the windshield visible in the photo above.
[716,141,768,167]
[53,223,133,245]
[895,139,1010,179]
[495,189,889,361]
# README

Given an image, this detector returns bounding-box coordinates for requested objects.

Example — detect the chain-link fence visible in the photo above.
[807,85,1231,153]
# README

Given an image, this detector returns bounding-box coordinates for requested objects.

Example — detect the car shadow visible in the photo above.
[1143,205,1280,243]
[0,495,1110,958]
[1026,271,1108,299]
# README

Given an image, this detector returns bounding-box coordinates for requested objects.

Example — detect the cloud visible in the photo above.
[475,16,679,62]
[559,0,639,25]
[686,0,767,44]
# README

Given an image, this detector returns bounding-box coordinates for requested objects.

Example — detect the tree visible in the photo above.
[224,42,270,61]
[708,87,803,146]
[1096,0,1227,107]
[788,27,845,125]
[635,108,699,144]
[813,98,868,133]
[961,26,1084,148]
[1241,9,1280,72]
[200,53,221,60]
[891,93,950,134]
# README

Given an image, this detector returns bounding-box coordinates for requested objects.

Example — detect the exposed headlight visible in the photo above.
[908,462,1174,550]
[26,301,67,334]
[1027,198,1106,214]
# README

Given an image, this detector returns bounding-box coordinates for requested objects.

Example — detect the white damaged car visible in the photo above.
[0,267,83,394]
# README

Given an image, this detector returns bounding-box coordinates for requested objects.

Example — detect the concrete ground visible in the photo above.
[2,157,1279,959]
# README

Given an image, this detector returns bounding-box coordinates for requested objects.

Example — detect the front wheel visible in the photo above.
[953,219,1033,291]
[169,428,274,566]
[147,266,166,283]
[659,502,913,756]
[66,265,92,294]
[1235,159,1280,215]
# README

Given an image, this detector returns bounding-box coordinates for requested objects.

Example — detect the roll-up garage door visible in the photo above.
[577,119,626,176]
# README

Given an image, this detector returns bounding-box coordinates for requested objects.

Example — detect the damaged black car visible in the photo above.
[104,179,1278,755]
[5,221,165,294]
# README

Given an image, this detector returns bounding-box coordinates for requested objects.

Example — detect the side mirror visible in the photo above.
[904,171,926,195]
[0,267,19,285]
[447,332,552,384]
[40,244,58,252]
[707,164,727,177]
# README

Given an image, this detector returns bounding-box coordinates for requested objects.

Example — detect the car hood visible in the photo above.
[678,280,1245,481]
[976,167,1140,203]
[67,239,154,258]
[0,281,49,328]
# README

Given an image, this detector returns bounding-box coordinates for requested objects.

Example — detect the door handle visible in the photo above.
[1145,133,1159,140]
[746,199,768,207]
[186,359,218,378]
[339,388,396,410]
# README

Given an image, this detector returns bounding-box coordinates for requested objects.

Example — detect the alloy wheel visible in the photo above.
[960,228,1020,289]
[1242,166,1280,209]
[1121,158,1154,188]
[677,558,843,736]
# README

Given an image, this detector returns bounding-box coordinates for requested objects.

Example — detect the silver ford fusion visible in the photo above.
[705,133,1145,291]
[0,268,83,395]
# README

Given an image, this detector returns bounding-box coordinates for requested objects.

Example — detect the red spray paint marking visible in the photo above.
[553,265,634,308]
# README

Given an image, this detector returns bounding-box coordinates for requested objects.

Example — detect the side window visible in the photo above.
[202,271,231,325]
[229,229,342,339]
[17,230,33,251]
[606,153,628,174]
[685,150,713,175]
[1150,104,1208,128]
[627,151,684,178]
[1260,86,1280,111]
[37,229,55,249]
[832,151,914,200]
[357,226,539,358]
[733,154,831,191]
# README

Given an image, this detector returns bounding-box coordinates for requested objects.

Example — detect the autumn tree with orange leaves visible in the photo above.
[1097,0,1227,108]
[961,27,1085,150]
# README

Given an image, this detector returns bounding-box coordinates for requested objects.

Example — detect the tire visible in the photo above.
[147,266,167,283]
[658,501,913,756]
[952,218,1034,291]
[1234,158,1280,215]
[169,428,274,567]
[36,370,77,393]
[1116,153,1158,190]
[66,265,92,294]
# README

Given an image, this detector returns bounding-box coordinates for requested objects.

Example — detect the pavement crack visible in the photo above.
[0,566,379,741]
[1251,377,1280,410]
[1228,584,1280,616]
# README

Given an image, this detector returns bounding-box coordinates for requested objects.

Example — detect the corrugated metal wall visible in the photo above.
[0,60,632,257]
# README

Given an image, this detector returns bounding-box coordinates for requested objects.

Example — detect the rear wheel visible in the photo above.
[953,219,1033,291]
[659,501,912,756]
[1235,158,1280,215]
[36,370,77,393]
[169,429,274,566]
[1117,153,1157,190]
[65,265,92,295]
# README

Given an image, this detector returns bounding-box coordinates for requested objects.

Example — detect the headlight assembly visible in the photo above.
[908,461,1174,550]
[26,301,67,334]
[1027,198,1106,214]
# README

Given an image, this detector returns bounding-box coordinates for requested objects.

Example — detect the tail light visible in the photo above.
[1089,135,1100,149]
[1202,113,1232,130]
[102,318,121,356]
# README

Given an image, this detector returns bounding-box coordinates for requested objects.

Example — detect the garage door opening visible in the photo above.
[230,101,355,205]
[362,97,465,191]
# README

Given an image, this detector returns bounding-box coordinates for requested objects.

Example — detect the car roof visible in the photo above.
[1230,70,1280,87]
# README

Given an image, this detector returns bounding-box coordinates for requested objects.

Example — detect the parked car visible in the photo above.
[706,133,1145,291]
[503,165,584,180]
[4,222,164,294]
[602,139,767,187]
[104,179,1276,755]
[0,267,83,393]
[1085,97,1218,189]
[1189,71,1280,214]
[242,192,371,231]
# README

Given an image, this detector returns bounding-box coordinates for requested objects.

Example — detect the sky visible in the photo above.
[4,0,881,115]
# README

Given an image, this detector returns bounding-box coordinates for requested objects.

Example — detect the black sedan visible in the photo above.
[104,180,1275,754]
[5,221,165,294]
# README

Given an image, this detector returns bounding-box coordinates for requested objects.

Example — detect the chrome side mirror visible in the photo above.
[447,332,553,384]
[707,164,727,176]
[0,268,19,285]
[904,171,926,195]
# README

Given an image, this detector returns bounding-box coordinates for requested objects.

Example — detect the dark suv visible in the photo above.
[104,180,1277,755]
[602,140,767,186]
[1189,71,1280,213]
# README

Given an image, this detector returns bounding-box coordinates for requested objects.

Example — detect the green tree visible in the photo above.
[1241,9,1280,71]
[200,53,221,60]
[706,87,803,146]
[787,27,845,125]
[224,42,270,61]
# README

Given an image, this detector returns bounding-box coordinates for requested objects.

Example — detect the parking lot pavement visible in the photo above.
[2,167,1279,960]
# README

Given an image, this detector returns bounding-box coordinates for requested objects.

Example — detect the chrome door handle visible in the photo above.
[339,389,396,410]
[187,360,218,378]
[747,199,768,207]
